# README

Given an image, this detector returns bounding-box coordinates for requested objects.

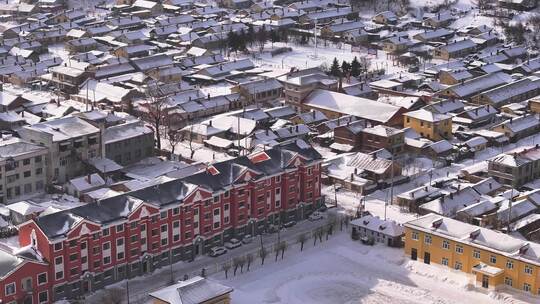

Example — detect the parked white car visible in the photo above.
[224,238,242,249]
[308,211,324,221]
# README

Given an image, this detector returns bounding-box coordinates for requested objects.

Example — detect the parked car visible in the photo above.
[242,234,253,244]
[308,211,324,221]
[266,224,279,233]
[224,238,242,249]
[209,246,227,257]
[281,221,297,228]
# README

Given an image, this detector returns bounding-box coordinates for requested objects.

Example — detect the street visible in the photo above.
[86,212,336,303]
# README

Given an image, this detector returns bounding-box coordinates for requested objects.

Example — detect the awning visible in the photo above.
[473,263,504,277]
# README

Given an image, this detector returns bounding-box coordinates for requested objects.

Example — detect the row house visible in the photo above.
[10,141,322,301]
[404,214,540,295]
[18,116,101,184]
[0,137,48,205]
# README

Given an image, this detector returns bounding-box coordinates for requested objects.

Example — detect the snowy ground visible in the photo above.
[214,231,535,304]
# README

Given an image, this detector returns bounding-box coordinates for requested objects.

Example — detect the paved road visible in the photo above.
[85,212,338,303]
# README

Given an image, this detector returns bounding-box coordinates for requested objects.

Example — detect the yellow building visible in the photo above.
[404,214,540,295]
[403,108,452,140]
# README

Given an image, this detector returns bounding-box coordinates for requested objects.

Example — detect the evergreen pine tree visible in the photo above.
[341,60,351,76]
[351,56,361,77]
[330,58,341,77]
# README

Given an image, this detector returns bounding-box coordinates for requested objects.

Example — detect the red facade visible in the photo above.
[8,150,322,302]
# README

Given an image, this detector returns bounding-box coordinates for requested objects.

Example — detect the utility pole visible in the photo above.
[385,150,395,221]
[126,278,130,304]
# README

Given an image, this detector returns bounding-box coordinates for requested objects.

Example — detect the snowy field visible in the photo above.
[213,232,535,304]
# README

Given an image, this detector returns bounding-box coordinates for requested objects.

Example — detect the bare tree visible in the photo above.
[238,256,246,273]
[143,82,168,152]
[165,124,182,159]
[274,243,280,261]
[222,262,231,279]
[279,241,288,259]
[233,257,242,276]
[297,233,307,251]
[246,253,254,271]
[259,247,268,265]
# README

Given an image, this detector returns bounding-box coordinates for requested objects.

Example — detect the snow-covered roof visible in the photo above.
[22,116,99,142]
[68,173,105,192]
[6,201,46,216]
[304,89,402,124]
[405,214,537,262]
[404,108,451,122]
[444,72,513,98]
[149,276,233,304]
[351,215,404,237]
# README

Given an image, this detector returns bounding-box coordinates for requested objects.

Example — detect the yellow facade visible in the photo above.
[404,227,540,295]
[403,116,452,141]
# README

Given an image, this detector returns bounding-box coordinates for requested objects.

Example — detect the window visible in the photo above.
[54,242,63,251]
[130,222,137,229]
[161,224,168,232]
[524,283,531,292]
[224,190,229,198]
[131,235,138,243]
[93,260,100,268]
[213,209,220,216]
[173,221,180,228]
[23,170,31,178]
[424,235,432,245]
[504,277,513,287]
[411,231,419,240]
[38,273,47,285]
[173,207,180,215]
[224,216,230,224]
[103,242,110,250]
[506,260,514,269]
[454,262,462,270]
[102,228,110,236]
[161,238,168,246]
[55,256,63,265]
[117,252,124,260]
[69,240,77,247]
[213,195,219,203]
[525,265,533,275]
[117,238,124,246]
[276,188,281,196]
[161,211,167,219]
[130,248,138,256]
[473,250,480,259]
[307,167,313,175]
[38,291,48,304]
[213,222,220,229]
[490,255,497,264]
[5,282,15,296]
[116,224,124,233]
[35,156,42,163]
[55,271,63,280]
[442,240,449,249]
[455,244,463,254]
[69,253,77,261]
[103,256,111,265]
[224,204,229,211]
[441,257,449,266]
[70,268,78,276]
[276,175,281,183]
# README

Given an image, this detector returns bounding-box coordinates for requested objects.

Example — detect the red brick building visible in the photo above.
[4,141,322,302]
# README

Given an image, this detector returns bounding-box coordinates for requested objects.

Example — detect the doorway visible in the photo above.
[482,275,489,288]
[424,252,431,264]
[82,280,90,293]
[411,248,417,260]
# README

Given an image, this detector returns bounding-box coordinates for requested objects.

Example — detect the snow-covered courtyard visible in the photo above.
[214,232,536,304]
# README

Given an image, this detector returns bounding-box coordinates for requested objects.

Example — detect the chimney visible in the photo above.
[449,192,453,199]
[87,174,91,184]
[209,120,212,126]
[295,125,299,132]
[350,173,354,181]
